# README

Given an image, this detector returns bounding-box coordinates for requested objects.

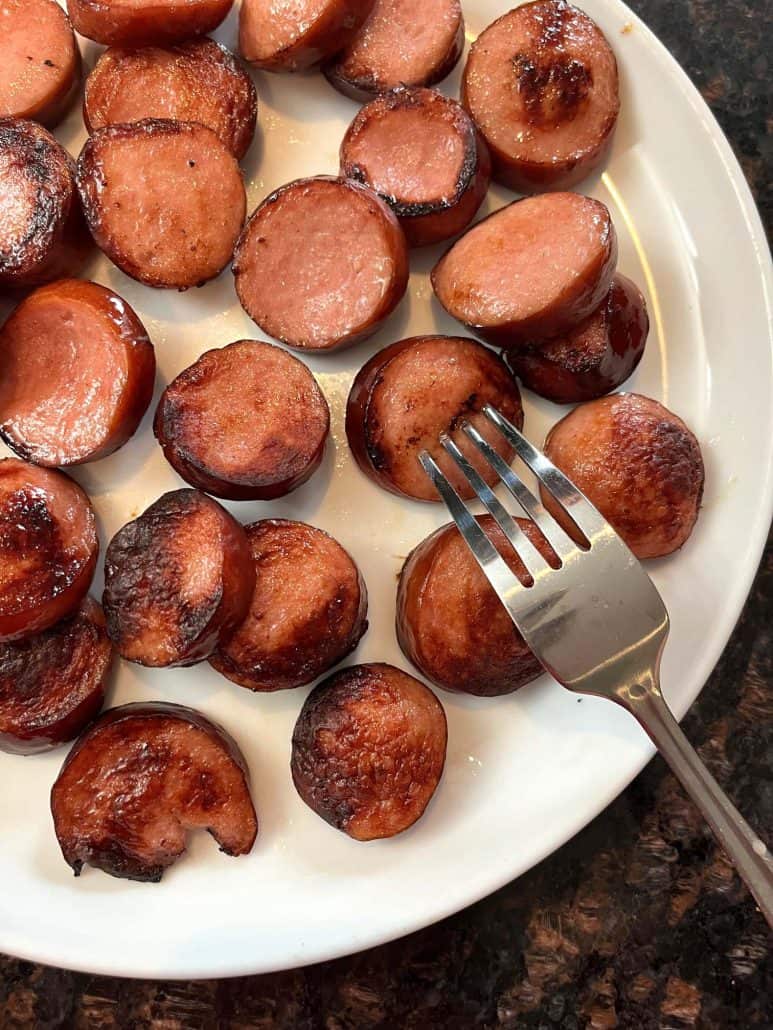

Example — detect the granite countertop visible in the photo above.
[1,1,771,1026]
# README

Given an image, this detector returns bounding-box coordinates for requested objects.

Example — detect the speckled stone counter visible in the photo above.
[1,2,770,1026]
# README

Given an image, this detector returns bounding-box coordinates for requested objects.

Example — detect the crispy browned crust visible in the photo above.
[67,0,234,47]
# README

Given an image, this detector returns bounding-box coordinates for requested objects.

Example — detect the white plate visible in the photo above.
[0,0,771,980]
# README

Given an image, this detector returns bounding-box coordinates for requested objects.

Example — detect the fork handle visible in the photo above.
[628,684,773,926]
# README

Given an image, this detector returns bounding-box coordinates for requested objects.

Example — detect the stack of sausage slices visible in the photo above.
[0,0,705,883]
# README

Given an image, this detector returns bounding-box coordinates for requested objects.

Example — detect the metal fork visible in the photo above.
[420,404,773,926]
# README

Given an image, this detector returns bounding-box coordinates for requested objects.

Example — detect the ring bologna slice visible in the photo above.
[462,0,620,193]
[505,274,649,404]
[340,87,491,248]
[0,280,156,467]
[239,0,376,73]
[291,663,446,841]
[346,335,524,502]
[67,0,234,47]
[431,192,618,349]
[233,176,408,352]
[77,119,246,291]
[0,119,90,291]
[102,489,255,667]
[543,393,705,559]
[324,0,464,101]
[210,520,368,692]
[0,458,98,642]
[51,701,258,881]
[154,340,329,501]
[0,0,82,129]
[0,599,111,755]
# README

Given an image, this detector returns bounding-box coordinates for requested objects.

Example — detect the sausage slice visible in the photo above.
[154,340,329,501]
[67,0,234,47]
[0,458,98,642]
[239,0,375,73]
[505,274,649,404]
[340,87,491,248]
[103,489,255,667]
[77,119,246,290]
[210,520,368,692]
[233,176,408,352]
[0,0,82,128]
[324,0,464,100]
[51,702,258,881]
[0,599,111,755]
[0,119,90,291]
[346,335,524,502]
[431,192,618,348]
[0,280,156,467]
[462,0,620,193]
[291,663,446,840]
[84,40,257,161]
[543,393,705,559]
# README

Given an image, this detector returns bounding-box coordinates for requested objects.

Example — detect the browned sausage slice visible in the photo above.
[0,119,90,291]
[210,520,368,691]
[67,0,234,47]
[340,87,491,248]
[84,40,257,160]
[239,0,375,73]
[324,0,464,100]
[103,489,255,667]
[291,663,446,840]
[233,176,408,352]
[0,0,82,128]
[505,274,649,403]
[346,335,524,502]
[51,701,258,881]
[0,458,98,642]
[0,280,156,466]
[543,393,705,559]
[431,192,618,348]
[462,1,620,193]
[0,599,111,755]
[77,119,246,290]
[154,340,329,500]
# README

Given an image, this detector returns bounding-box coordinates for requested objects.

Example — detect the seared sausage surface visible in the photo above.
[543,393,705,559]
[210,520,368,692]
[340,87,491,248]
[0,598,111,755]
[154,340,329,500]
[432,192,617,348]
[233,176,408,352]
[240,0,375,72]
[463,0,620,193]
[0,459,98,642]
[84,40,257,160]
[346,335,524,502]
[51,701,258,881]
[77,119,246,290]
[103,489,255,667]
[67,0,234,47]
[291,663,446,840]
[0,279,156,466]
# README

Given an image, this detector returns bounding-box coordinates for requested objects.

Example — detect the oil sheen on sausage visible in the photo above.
[67,0,234,47]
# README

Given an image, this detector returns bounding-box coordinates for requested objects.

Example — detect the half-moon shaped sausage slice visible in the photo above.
[291,663,446,840]
[0,599,111,755]
[431,192,617,348]
[103,489,255,667]
[67,0,234,47]
[346,335,524,502]
[77,119,246,290]
[0,459,98,642]
[0,279,156,467]
[340,87,491,248]
[51,702,258,881]
[154,340,329,500]
[463,0,620,193]
[210,519,368,692]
